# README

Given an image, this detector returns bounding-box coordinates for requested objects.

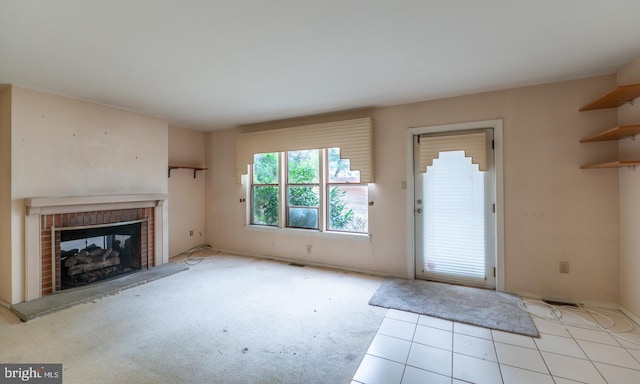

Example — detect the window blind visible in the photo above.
[419,132,487,173]
[235,117,373,183]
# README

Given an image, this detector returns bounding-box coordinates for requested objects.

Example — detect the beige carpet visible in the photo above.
[0,252,386,384]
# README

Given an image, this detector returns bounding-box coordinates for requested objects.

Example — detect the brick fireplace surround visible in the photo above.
[24,194,168,302]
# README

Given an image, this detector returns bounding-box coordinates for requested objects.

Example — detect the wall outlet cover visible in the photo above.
[559,261,569,273]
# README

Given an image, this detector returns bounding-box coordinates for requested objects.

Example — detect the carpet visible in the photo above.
[10,263,189,321]
[0,253,387,384]
[369,277,539,337]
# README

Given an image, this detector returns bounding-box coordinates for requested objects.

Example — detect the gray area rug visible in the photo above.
[369,278,539,337]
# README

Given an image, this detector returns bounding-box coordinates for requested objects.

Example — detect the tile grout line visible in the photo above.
[521,321,638,379]
[576,338,640,370]
[357,309,640,384]
[488,328,506,384]
[560,310,632,382]
[449,317,455,380]
[397,315,418,384]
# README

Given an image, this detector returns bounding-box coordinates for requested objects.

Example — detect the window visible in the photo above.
[327,148,368,232]
[251,153,279,226]
[249,148,368,234]
[287,149,320,229]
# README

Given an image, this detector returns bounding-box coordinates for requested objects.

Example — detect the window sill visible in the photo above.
[243,225,371,241]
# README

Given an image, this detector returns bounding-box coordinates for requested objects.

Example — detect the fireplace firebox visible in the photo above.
[59,221,146,290]
[37,206,156,296]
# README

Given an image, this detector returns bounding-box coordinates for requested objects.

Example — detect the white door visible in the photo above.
[414,129,496,288]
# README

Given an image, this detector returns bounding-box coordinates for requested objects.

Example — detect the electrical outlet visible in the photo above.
[559,261,569,274]
[306,245,312,254]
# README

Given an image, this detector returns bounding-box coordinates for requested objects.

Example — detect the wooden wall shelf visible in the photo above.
[579,83,640,111]
[580,161,640,169]
[168,166,208,178]
[580,125,640,143]
[579,83,640,170]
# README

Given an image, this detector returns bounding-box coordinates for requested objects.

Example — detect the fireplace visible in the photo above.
[41,208,154,295]
[59,221,145,290]
[24,194,168,301]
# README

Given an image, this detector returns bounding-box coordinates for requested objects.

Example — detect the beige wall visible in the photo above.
[618,59,640,318]
[168,126,206,256]
[206,75,621,304]
[0,75,628,307]
[11,87,168,198]
[3,87,168,304]
[0,86,12,305]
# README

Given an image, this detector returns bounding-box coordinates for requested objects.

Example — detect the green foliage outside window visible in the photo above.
[288,150,319,184]
[288,186,319,207]
[287,150,319,210]
[328,187,354,229]
[254,152,278,184]
[252,153,279,226]
[252,149,362,231]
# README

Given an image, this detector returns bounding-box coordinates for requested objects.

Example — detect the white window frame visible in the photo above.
[246,148,369,236]
[285,149,322,230]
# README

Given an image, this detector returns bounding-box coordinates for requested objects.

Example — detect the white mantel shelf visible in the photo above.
[25,194,169,216]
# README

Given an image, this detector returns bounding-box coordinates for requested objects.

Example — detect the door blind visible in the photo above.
[419,132,487,173]
[421,150,486,285]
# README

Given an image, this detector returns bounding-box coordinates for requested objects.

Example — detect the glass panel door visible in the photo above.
[415,129,495,288]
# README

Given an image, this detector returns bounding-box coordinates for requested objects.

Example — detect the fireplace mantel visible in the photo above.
[24,194,169,301]
[25,194,168,215]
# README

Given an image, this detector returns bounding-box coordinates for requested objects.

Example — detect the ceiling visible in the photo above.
[2,1,640,131]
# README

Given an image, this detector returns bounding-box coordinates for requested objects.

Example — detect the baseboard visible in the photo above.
[508,290,560,302]
[508,290,619,310]
[210,247,393,279]
[169,243,213,259]
[0,298,10,309]
[578,299,621,310]
[205,250,639,324]
[620,305,640,327]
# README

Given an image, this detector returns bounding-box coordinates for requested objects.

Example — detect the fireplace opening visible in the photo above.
[58,220,146,290]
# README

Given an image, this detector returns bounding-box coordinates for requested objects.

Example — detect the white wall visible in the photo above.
[3,86,168,304]
[618,59,640,318]
[168,126,206,256]
[206,75,621,304]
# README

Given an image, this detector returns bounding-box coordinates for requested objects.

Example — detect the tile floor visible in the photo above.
[352,304,640,384]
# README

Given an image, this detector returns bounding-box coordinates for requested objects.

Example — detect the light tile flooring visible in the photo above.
[352,306,640,384]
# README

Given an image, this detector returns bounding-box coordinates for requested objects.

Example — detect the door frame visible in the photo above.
[405,119,505,291]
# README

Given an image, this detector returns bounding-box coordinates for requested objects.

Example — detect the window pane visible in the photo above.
[288,207,318,229]
[288,150,319,183]
[287,186,319,207]
[252,186,279,226]
[253,153,278,184]
[328,147,360,183]
[328,185,368,233]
